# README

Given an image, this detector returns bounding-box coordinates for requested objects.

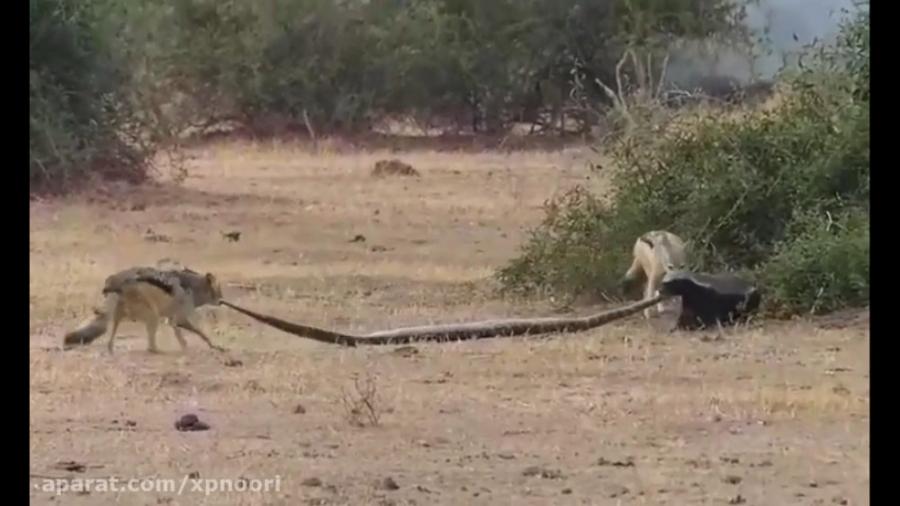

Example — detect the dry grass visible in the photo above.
[30,140,868,505]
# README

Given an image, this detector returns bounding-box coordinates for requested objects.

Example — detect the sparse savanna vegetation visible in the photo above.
[498,8,869,316]
[30,0,868,504]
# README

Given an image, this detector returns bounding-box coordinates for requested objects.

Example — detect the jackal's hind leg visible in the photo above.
[144,315,161,353]
[106,315,122,354]
[172,325,188,351]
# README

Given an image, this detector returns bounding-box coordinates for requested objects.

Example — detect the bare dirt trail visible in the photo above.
[29,141,868,505]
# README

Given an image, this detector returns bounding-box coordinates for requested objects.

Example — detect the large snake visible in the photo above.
[219,295,666,347]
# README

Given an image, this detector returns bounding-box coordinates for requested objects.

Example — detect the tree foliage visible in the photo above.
[498,8,869,316]
[30,0,746,191]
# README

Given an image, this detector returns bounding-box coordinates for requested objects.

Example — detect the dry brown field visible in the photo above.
[30,140,869,505]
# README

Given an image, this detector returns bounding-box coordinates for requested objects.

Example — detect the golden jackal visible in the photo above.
[621,230,688,318]
[64,267,226,353]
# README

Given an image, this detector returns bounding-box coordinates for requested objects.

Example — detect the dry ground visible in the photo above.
[30,141,869,505]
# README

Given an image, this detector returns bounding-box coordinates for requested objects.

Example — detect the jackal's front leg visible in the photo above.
[177,318,226,352]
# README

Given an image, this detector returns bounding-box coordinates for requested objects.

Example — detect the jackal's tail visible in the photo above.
[63,293,119,348]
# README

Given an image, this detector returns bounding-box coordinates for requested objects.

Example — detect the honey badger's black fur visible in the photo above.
[660,271,760,330]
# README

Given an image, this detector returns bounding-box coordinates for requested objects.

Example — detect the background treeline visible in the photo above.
[31,0,749,190]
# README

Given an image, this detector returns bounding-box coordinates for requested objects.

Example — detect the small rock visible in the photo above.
[729,494,746,504]
[393,346,419,357]
[174,414,210,432]
[596,457,635,467]
[244,379,264,392]
[379,477,400,491]
[561,488,573,495]
[221,231,241,242]
[302,477,322,487]
[224,358,243,367]
[720,456,740,464]
[370,245,389,253]
[187,471,200,479]
[144,229,172,243]
[497,453,516,460]
[606,484,629,498]
[809,481,819,488]
[130,203,146,211]
[350,234,366,243]
[293,404,307,414]
[832,496,848,505]
[723,475,742,485]
[53,461,86,473]
[522,466,563,479]
[372,159,420,178]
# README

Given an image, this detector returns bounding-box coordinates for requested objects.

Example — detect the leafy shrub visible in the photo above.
[498,8,869,315]
[760,207,869,315]
[30,0,170,191]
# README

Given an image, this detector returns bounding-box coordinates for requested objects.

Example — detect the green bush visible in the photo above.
[498,8,869,315]
[497,187,627,298]
[760,207,869,315]
[29,0,167,191]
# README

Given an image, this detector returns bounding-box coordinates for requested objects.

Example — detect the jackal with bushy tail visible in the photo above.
[63,266,226,353]
[621,230,688,318]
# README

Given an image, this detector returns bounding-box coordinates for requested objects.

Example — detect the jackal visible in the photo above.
[620,230,688,318]
[63,267,226,353]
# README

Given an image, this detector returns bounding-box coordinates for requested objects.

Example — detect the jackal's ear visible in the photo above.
[205,272,216,283]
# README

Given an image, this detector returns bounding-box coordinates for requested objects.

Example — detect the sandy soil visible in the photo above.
[29,140,869,505]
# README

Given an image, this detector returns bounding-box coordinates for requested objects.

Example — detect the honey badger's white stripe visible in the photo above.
[622,230,688,318]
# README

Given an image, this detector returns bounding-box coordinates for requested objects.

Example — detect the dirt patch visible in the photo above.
[30,142,868,505]
[812,307,870,330]
[371,159,420,178]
